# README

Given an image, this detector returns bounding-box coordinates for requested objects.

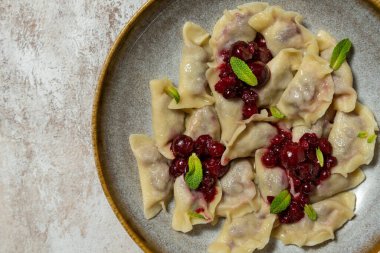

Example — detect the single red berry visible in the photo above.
[261,149,277,168]
[194,135,212,157]
[257,47,273,64]
[231,41,252,61]
[242,102,258,119]
[325,156,337,170]
[247,61,271,86]
[171,135,194,157]
[301,182,314,194]
[207,140,226,157]
[318,138,333,155]
[169,158,188,177]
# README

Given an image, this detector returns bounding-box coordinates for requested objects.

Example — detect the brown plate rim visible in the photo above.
[91,1,380,252]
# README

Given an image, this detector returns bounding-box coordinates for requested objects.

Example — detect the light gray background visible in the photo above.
[0,0,146,252]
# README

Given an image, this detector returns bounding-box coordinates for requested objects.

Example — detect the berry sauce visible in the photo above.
[169,134,228,203]
[263,129,338,224]
[215,33,273,119]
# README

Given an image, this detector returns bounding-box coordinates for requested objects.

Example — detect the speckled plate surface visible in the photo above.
[92,1,380,252]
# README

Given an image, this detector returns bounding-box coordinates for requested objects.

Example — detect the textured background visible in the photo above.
[0,0,146,252]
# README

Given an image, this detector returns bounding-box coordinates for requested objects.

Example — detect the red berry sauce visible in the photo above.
[262,130,338,224]
[215,33,273,119]
[169,134,228,203]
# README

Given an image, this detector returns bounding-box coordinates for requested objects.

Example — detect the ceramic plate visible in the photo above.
[92,0,380,252]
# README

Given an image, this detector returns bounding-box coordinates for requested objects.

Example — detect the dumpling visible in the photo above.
[150,79,185,159]
[172,176,222,233]
[216,159,259,218]
[129,134,173,219]
[221,122,277,165]
[184,105,221,141]
[169,22,214,109]
[207,3,268,144]
[276,53,335,126]
[248,6,316,56]
[317,30,357,113]
[273,192,356,246]
[255,149,289,201]
[257,48,303,107]
[206,67,243,145]
[208,197,276,253]
[328,102,378,176]
[310,169,365,203]
[243,108,281,124]
[209,2,268,63]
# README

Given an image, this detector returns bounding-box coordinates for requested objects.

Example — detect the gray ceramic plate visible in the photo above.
[92,0,380,252]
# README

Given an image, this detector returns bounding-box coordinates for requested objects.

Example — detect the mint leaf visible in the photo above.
[185,153,203,190]
[270,106,286,119]
[304,204,317,221]
[330,38,352,71]
[316,147,324,167]
[164,85,180,103]
[188,211,206,219]
[270,189,291,214]
[368,134,377,143]
[357,131,368,138]
[230,56,257,86]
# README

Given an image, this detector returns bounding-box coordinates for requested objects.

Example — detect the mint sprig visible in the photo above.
[185,153,203,190]
[357,131,368,138]
[164,85,180,103]
[368,134,377,144]
[316,147,324,167]
[188,211,206,220]
[270,189,291,214]
[330,38,352,71]
[304,204,317,221]
[230,56,258,86]
[270,106,286,119]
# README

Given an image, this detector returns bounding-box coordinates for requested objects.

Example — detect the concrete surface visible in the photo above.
[0,0,147,252]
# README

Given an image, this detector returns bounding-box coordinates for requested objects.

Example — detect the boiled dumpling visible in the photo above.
[208,197,276,253]
[217,159,259,218]
[257,48,303,107]
[169,22,214,109]
[249,6,316,55]
[129,134,173,219]
[276,53,334,126]
[273,192,356,246]
[184,105,221,141]
[255,149,289,201]
[328,102,378,176]
[207,2,268,144]
[317,30,357,113]
[150,79,185,159]
[310,169,365,202]
[172,176,222,233]
[221,122,277,165]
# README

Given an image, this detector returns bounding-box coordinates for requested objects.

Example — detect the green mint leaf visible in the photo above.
[185,153,203,190]
[368,134,377,143]
[164,85,180,103]
[357,131,368,138]
[188,211,206,220]
[270,189,291,214]
[230,56,258,86]
[316,147,324,167]
[304,204,318,221]
[330,38,352,71]
[270,106,286,119]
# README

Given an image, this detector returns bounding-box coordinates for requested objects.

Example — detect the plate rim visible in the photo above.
[91,1,380,252]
